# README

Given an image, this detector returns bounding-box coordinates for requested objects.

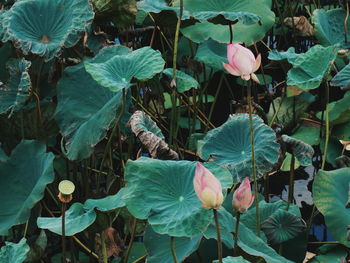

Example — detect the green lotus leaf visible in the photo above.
[213,256,250,263]
[281,153,301,171]
[137,0,191,20]
[333,121,350,141]
[320,137,343,167]
[1,0,94,61]
[261,209,306,244]
[83,189,125,212]
[313,168,350,247]
[268,47,300,64]
[144,224,202,263]
[84,46,165,92]
[281,135,314,166]
[267,92,315,129]
[195,39,227,71]
[0,147,8,162]
[163,92,214,109]
[181,0,275,45]
[197,114,280,182]
[311,245,348,263]
[312,8,350,47]
[291,125,320,146]
[163,68,199,92]
[0,140,54,235]
[174,0,260,24]
[287,45,338,90]
[316,91,350,125]
[0,238,29,263]
[55,47,132,160]
[0,59,31,117]
[203,208,293,263]
[128,110,164,139]
[37,203,97,236]
[0,43,13,81]
[122,157,232,237]
[331,62,350,87]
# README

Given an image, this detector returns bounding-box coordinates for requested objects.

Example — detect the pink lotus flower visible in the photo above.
[232,177,254,213]
[222,43,261,83]
[193,162,224,209]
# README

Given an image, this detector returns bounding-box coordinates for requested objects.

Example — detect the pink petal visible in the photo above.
[251,73,260,84]
[252,54,261,73]
[223,63,241,76]
[242,75,251,81]
[231,50,255,75]
[227,44,238,65]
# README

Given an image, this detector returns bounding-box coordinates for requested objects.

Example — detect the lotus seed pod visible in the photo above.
[58,180,75,203]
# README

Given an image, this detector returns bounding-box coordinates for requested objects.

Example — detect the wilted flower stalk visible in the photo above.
[232,177,254,255]
[193,162,224,263]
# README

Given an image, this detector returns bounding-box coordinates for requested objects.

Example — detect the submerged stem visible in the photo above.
[247,82,260,237]
[213,209,223,263]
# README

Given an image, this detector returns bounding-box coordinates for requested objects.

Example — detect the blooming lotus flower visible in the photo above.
[223,43,261,83]
[232,177,254,213]
[193,162,224,209]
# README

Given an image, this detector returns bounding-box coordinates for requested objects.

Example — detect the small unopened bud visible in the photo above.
[232,177,254,213]
[193,163,224,209]
[58,180,75,203]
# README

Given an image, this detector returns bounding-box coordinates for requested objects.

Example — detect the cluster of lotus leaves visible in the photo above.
[1,0,94,61]
[197,114,280,182]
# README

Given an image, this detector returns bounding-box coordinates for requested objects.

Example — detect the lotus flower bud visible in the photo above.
[233,177,254,213]
[193,163,224,209]
[222,43,261,83]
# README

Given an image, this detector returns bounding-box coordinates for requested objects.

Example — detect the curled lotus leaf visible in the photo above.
[162,68,199,93]
[281,135,314,166]
[122,157,232,237]
[261,209,306,244]
[197,114,280,182]
[213,256,250,263]
[313,168,350,247]
[1,0,94,61]
[84,46,165,92]
[128,110,164,139]
[83,189,126,212]
[0,58,31,117]
[0,238,30,263]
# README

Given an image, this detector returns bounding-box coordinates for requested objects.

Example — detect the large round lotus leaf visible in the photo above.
[55,47,132,161]
[0,238,29,263]
[287,45,338,91]
[163,68,199,93]
[0,59,31,117]
[37,203,97,236]
[122,157,232,237]
[0,140,55,235]
[83,189,125,212]
[213,256,250,263]
[181,0,275,45]
[281,135,314,166]
[84,46,165,92]
[195,39,227,71]
[197,114,280,182]
[203,208,293,263]
[313,168,350,247]
[267,92,315,130]
[312,8,350,47]
[268,47,300,64]
[316,91,350,125]
[261,209,306,244]
[1,0,94,61]
[173,0,260,24]
[291,125,320,146]
[144,224,202,263]
[331,62,350,87]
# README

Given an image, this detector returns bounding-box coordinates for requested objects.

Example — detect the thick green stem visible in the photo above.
[101,231,108,263]
[61,203,66,263]
[170,237,179,263]
[213,209,223,263]
[234,212,241,256]
[286,154,295,211]
[247,83,260,237]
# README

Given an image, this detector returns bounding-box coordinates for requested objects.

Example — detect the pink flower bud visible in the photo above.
[222,43,261,83]
[232,177,254,213]
[193,162,224,209]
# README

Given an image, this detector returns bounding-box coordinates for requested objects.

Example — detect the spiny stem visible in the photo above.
[213,209,223,263]
[247,82,260,237]
[234,212,241,256]
[286,154,295,211]
[170,237,179,263]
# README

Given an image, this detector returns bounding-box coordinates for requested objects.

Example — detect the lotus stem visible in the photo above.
[71,236,99,259]
[61,202,66,263]
[170,236,179,263]
[213,209,223,263]
[321,83,330,170]
[229,22,233,44]
[344,1,349,43]
[247,82,260,237]
[101,231,108,263]
[123,218,137,263]
[286,154,295,211]
[234,212,241,256]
